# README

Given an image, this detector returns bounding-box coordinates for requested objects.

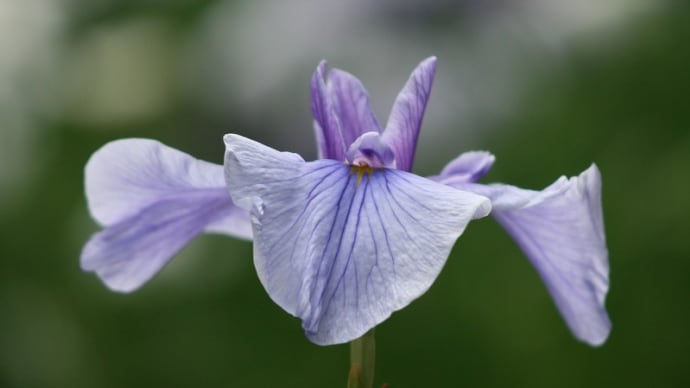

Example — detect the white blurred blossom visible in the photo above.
[0,0,65,210]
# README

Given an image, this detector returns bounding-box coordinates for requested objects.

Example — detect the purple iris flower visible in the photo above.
[224,56,610,346]
[81,56,610,349]
[223,57,492,345]
[81,139,251,292]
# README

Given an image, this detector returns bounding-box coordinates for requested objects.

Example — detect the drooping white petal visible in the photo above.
[82,139,251,292]
[224,134,491,345]
[440,165,611,345]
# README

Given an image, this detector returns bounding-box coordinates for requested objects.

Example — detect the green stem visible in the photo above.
[347,329,376,388]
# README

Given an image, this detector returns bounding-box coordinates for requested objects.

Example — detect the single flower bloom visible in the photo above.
[224,57,492,345]
[433,155,611,346]
[81,139,251,292]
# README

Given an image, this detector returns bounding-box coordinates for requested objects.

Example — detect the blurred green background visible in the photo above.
[1,0,689,387]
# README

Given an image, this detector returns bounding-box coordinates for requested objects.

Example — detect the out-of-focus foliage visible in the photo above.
[1,1,688,387]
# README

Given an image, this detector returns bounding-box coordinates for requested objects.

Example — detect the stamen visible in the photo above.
[349,164,375,187]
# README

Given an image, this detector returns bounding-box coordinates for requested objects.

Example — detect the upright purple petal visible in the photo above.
[82,139,251,292]
[311,61,347,161]
[439,165,611,345]
[327,68,382,145]
[224,134,491,345]
[382,56,437,172]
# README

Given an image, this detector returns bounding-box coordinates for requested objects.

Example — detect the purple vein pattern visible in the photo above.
[224,135,490,345]
[224,56,610,346]
[81,55,611,348]
[223,57,494,345]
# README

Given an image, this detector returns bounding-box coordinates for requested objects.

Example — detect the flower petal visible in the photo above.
[81,192,233,292]
[382,56,437,172]
[82,139,251,292]
[327,68,382,145]
[441,165,611,345]
[85,139,250,236]
[224,134,491,345]
[436,151,495,184]
[311,61,347,161]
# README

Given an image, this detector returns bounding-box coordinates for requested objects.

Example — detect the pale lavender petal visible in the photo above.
[382,56,437,172]
[201,201,252,237]
[311,61,347,161]
[437,151,495,184]
[85,138,250,237]
[224,134,491,345]
[81,192,232,292]
[327,68,382,145]
[431,181,539,212]
[222,134,305,211]
[82,139,251,292]
[441,165,611,345]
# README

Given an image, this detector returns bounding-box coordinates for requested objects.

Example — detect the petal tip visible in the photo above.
[223,134,254,154]
[223,133,239,145]
[419,56,437,76]
[422,55,437,67]
[577,319,612,347]
[314,60,329,81]
[80,245,142,294]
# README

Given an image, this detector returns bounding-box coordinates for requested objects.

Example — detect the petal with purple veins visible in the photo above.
[382,56,437,172]
[440,164,611,345]
[327,68,382,146]
[224,134,491,345]
[311,61,347,161]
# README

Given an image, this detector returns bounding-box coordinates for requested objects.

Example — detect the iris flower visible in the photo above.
[81,56,610,349]
[223,56,610,346]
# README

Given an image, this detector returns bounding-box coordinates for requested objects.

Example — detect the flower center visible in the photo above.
[349,164,375,187]
[346,131,396,169]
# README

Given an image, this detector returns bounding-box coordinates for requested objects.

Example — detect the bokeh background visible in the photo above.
[1,0,689,387]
